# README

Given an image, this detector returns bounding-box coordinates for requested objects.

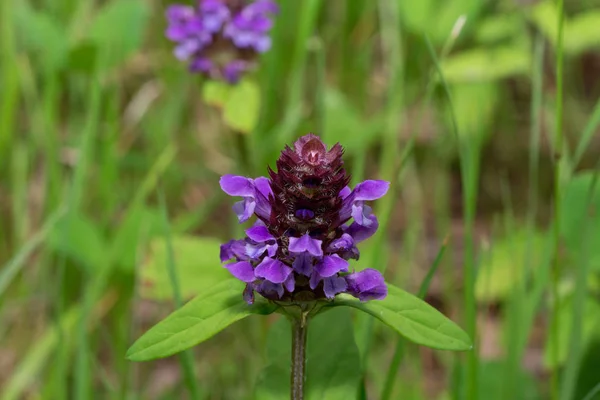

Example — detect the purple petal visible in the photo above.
[288,234,323,257]
[246,225,274,242]
[315,255,348,277]
[353,180,390,201]
[328,233,354,252]
[254,257,292,283]
[254,177,273,198]
[309,271,321,290]
[224,261,255,282]
[295,209,315,220]
[346,216,379,242]
[166,5,195,21]
[243,284,255,304]
[339,186,351,199]
[220,239,247,262]
[189,57,213,73]
[284,273,295,292]
[232,198,255,223]
[292,253,313,276]
[258,280,284,298]
[351,204,376,227]
[323,276,348,298]
[220,174,255,197]
[245,242,268,259]
[345,268,387,301]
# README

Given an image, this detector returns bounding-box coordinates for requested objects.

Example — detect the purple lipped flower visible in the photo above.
[164,0,279,83]
[219,133,389,304]
[345,268,388,301]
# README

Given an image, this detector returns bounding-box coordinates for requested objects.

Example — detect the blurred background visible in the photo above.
[1,0,600,399]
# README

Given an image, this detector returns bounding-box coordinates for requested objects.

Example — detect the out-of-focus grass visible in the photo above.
[2,0,600,399]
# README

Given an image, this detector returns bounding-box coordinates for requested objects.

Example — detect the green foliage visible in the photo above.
[478,361,540,400]
[255,308,361,399]
[441,46,531,83]
[560,172,600,270]
[126,279,277,361]
[202,78,261,133]
[543,295,600,368]
[475,229,547,303]
[48,213,106,271]
[138,235,231,300]
[89,0,150,69]
[13,3,68,71]
[333,285,472,351]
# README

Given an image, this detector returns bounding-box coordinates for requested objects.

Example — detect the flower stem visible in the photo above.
[290,316,308,400]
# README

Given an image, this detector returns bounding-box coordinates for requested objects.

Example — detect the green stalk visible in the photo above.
[290,317,308,400]
[158,190,201,400]
[550,1,565,398]
[424,35,479,400]
[355,0,402,376]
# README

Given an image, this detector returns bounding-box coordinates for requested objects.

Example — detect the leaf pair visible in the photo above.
[127,279,472,361]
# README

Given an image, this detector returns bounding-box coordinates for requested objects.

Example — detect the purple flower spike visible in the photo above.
[345,268,388,301]
[289,234,323,257]
[220,134,388,304]
[255,257,292,284]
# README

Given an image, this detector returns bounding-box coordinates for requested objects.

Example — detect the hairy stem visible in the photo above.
[291,317,308,400]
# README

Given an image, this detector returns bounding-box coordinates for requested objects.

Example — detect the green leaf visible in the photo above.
[475,14,525,44]
[110,207,162,272]
[475,229,547,302]
[48,213,106,270]
[67,42,98,74]
[89,0,149,69]
[543,295,600,368]
[255,308,361,399]
[126,279,277,361]
[202,81,232,108]
[478,361,539,400]
[322,88,381,154]
[138,235,231,300]
[14,3,68,71]
[566,11,600,55]
[560,172,600,270]
[441,45,530,83]
[451,83,498,143]
[333,284,472,351]
[397,0,434,35]
[223,79,261,133]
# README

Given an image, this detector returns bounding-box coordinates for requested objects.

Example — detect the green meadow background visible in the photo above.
[2,0,600,399]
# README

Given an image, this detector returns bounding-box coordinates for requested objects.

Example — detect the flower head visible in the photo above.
[165,0,279,83]
[220,134,389,304]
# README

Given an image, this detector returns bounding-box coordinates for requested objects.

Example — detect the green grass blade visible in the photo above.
[425,33,479,400]
[158,190,201,399]
[0,206,66,297]
[551,1,565,399]
[560,171,599,400]
[572,96,600,170]
[381,238,449,400]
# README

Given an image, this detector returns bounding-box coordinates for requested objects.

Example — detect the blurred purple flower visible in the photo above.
[164,0,278,83]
